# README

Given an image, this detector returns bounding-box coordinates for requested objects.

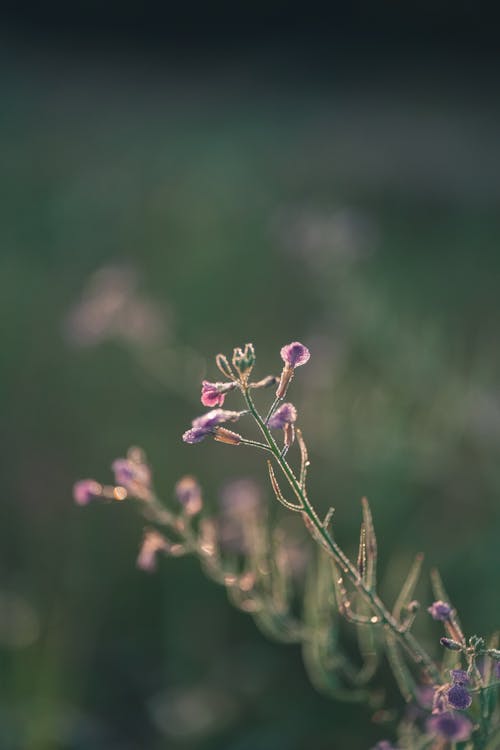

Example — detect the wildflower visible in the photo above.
[450,669,469,685]
[193,409,241,429]
[276,341,310,398]
[280,342,311,368]
[73,479,102,505]
[268,402,297,430]
[446,683,472,710]
[428,600,452,621]
[182,426,210,444]
[200,380,236,408]
[268,402,297,450]
[112,458,150,490]
[111,449,152,500]
[175,476,202,515]
[371,742,398,750]
[426,712,473,742]
[182,409,242,444]
[137,529,169,572]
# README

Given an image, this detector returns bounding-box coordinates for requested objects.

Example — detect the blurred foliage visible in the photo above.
[0,43,499,750]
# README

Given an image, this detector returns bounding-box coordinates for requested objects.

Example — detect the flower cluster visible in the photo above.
[74,338,500,750]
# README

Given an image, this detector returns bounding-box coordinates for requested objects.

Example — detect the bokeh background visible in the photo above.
[1,5,500,749]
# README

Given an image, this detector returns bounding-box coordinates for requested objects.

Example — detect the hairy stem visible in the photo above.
[243,387,441,685]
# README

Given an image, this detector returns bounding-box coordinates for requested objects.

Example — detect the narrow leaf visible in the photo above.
[393,553,424,621]
[361,497,377,589]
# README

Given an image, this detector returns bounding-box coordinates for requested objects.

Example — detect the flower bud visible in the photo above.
[232,343,255,382]
[213,427,242,445]
[440,637,462,651]
[73,479,102,505]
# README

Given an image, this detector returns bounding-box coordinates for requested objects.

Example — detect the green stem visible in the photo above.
[243,387,441,685]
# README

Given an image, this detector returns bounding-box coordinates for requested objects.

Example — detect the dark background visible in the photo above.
[1,6,500,749]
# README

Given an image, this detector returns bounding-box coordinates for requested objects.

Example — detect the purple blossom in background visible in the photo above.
[371,742,398,750]
[175,476,202,515]
[73,479,101,505]
[112,458,151,489]
[451,669,469,685]
[446,683,472,710]
[428,600,452,621]
[280,341,310,368]
[201,380,227,408]
[137,529,168,572]
[427,712,473,742]
[268,402,297,429]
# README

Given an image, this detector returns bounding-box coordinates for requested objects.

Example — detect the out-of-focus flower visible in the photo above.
[218,479,262,553]
[371,741,398,750]
[148,684,238,740]
[137,529,169,572]
[73,479,102,506]
[280,342,310,368]
[426,712,473,741]
[275,205,377,271]
[111,447,151,499]
[446,683,472,710]
[268,403,297,430]
[64,264,166,348]
[450,669,469,685]
[428,600,452,621]
[175,476,202,516]
[201,380,236,408]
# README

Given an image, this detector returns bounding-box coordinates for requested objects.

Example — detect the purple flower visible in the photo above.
[182,426,210,444]
[280,341,310,368]
[201,380,227,407]
[183,409,241,444]
[427,712,473,742]
[111,456,152,501]
[73,478,101,505]
[451,669,469,685]
[446,683,472,710]
[193,409,241,429]
[268,402,297,429]
[428,600,452,621]
[371,742,398,750]
[137,529,168,572]
[175,475,202,515]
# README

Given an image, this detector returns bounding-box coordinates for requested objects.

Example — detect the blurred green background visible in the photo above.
[1,12,500,749]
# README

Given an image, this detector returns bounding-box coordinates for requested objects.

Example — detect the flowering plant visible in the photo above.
[74,341,500,749]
